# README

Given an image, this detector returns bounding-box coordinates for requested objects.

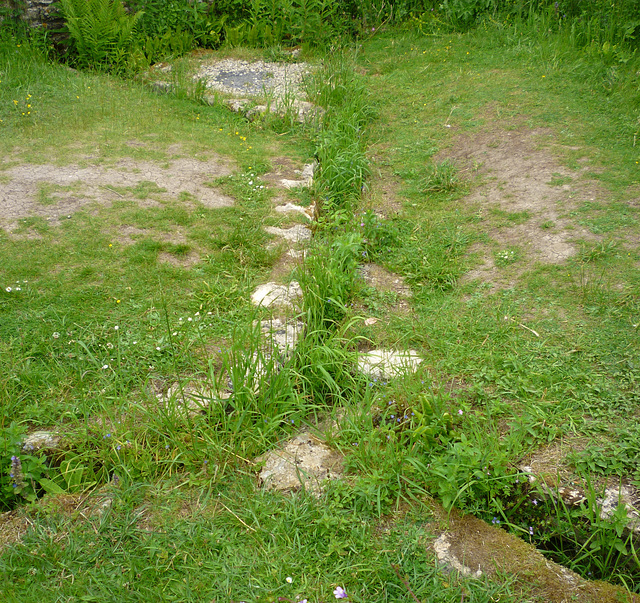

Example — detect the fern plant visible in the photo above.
[60,0,143,73]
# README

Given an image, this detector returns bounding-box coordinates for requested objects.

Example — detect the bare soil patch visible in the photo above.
[360,263,410,296]
[0,511,31,554]
[367,150,404,216]
[158,251,201,267]
[359,263,412,313]
[440,127,602,286]
[0,155,235,231]
[263,156,302,182]
[114,225,190,246]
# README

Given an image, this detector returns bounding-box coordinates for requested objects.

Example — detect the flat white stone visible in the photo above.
[265,224,311,242]
[256,432,343,496]
[275,203,312,220]
[259,317,304,355]
[358,349,422,379]
[23,431,61,452]
[251,281,302,307]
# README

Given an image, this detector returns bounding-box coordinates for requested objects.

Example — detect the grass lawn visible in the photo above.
[1,14,640,602]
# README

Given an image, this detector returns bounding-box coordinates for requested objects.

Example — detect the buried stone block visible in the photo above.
[430,510,632,602]
[598,485,640,533]
[280,162,316,189]
[251,281,302,308]
[218,318,304,395]
[358,349,422,380]
[248,318,305,385]
[258,317,304,357]
[256,432,343,496]
[274,202,314,220]
[22,430,62,452]
[156,382,225,417]
[265,224,312,243]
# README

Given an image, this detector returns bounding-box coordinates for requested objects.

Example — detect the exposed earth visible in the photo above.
[445,126,604,286]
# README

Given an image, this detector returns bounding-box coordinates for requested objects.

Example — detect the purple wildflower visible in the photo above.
[10,456,25,491]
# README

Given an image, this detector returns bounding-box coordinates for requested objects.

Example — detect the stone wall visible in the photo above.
[1,0,64,32]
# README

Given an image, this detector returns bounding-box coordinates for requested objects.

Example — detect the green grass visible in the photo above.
[0,476,527,602]
[349,17,640,592]
[2,10,640,601]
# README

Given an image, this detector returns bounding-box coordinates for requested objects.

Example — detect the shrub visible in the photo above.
[60,0,143,73]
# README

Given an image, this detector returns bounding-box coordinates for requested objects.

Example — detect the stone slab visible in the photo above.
[256,432,343,496]
[358,349,423,379]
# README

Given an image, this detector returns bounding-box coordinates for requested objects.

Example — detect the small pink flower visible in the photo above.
[334,586,348,599]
